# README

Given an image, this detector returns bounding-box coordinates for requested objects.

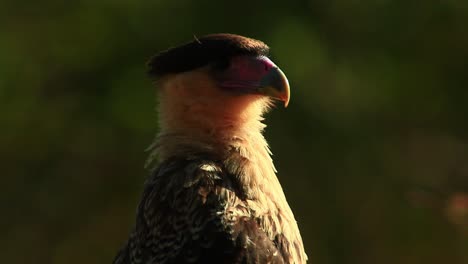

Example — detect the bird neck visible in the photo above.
[155,73,274,147]
[152,118,272,172]
[152,78,283,201]
[150,111,282,194]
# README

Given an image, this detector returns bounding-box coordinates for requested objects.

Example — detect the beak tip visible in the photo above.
[259,67,291,108]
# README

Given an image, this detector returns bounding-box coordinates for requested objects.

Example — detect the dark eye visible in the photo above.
[212,58,230,71]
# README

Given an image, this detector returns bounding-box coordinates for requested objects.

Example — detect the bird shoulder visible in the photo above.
[114,157,286,264]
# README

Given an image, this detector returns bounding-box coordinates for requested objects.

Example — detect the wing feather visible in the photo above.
[114,158,285,264]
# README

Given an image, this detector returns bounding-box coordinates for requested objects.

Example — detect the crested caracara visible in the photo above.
[113,33,307,264]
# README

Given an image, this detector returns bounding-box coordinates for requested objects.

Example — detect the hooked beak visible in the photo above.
[217,55,291,107]
[258,67,290,107]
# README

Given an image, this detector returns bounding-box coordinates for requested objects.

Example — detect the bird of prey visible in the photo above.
[113,33,307,264]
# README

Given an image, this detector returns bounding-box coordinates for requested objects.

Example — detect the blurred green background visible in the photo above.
[2,0,468,263]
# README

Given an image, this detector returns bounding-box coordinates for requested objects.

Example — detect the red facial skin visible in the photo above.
[218,56,277,89]
[217,55,290,107]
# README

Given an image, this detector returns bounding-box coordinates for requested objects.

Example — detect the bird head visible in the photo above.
[148,34,290,136]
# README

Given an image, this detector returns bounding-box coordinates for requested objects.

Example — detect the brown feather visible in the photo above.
[115,34,307,264]
[148,34,269,78]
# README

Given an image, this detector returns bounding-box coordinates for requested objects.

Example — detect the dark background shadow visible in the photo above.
[1,0,468,263]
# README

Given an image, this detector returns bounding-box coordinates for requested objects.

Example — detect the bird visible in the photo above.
[113,33,307,264]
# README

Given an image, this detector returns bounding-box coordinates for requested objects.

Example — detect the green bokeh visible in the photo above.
[2,1,468,263]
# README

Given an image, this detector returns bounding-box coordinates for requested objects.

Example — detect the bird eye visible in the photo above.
[212,58,230,71]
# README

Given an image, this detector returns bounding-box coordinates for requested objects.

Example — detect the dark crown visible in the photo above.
[147,34,270,78]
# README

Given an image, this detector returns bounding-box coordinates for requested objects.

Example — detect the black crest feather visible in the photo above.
[147,34,270,78]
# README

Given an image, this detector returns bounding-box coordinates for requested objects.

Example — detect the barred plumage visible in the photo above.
[114,34,307,264]
[115,156,289,263]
